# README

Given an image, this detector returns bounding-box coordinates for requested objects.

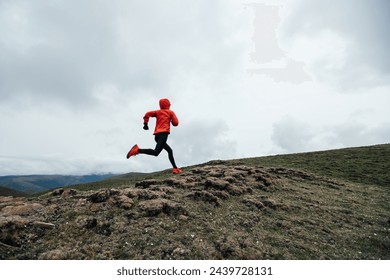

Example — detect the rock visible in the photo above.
[1,203,43,216]
[0,215,29,227]
[179,215,189,221]
[121,189,164,200]
[51,188,65,196]
[121,188,142,198]
[31,221,55,229]
[0,197,26,212]
[138,190,164,200]
[113,195,134,210]
[87,190,112,203]
[0,196,24,203]
[135,179,160,189]
[138,199,185,217]
[61,189,77,198]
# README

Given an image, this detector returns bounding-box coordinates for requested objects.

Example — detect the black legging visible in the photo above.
[138,132,178,168]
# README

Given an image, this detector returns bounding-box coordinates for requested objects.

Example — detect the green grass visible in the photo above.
[238,144,390,188]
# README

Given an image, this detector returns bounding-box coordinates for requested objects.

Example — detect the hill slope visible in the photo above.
[240,143,390,187]
[0,186,25,197]
[1,144,389,260]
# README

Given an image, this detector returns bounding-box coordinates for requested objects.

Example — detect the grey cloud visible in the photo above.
[279,0,390,89]
[272,116,390,153]
[173,120,237,166]
[0,0,119,105]
[0,0,248,107]
[271,116,316,153]
[1,47,91,104]
[330,122,390,147]
[0,0,250,175]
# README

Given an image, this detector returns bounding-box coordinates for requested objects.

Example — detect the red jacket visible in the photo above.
[143,98,179,135]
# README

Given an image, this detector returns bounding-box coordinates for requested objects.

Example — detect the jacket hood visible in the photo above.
[159,98,171,109]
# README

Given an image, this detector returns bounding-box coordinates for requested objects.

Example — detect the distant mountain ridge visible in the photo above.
[0,174,116,195]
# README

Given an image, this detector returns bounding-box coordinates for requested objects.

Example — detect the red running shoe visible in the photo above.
[172,168,182,174]
[126,144,139,159]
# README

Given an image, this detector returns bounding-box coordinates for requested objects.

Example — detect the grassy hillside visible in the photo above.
[1,144,389,260]
[63,144,390,194]
[239,144,390,187]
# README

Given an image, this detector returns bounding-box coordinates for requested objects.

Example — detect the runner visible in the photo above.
[126,98,182,174]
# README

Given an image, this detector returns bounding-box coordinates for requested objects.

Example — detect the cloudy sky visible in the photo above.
[1,0,389,175]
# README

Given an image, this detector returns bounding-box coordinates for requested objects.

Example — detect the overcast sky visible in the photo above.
[1,0,389,175]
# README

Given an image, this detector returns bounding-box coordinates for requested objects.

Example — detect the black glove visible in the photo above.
[143,123,149,130]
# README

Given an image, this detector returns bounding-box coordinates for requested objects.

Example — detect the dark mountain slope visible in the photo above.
[0,186,25,197]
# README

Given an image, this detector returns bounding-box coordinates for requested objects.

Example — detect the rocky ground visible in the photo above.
[1,161,389,259]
